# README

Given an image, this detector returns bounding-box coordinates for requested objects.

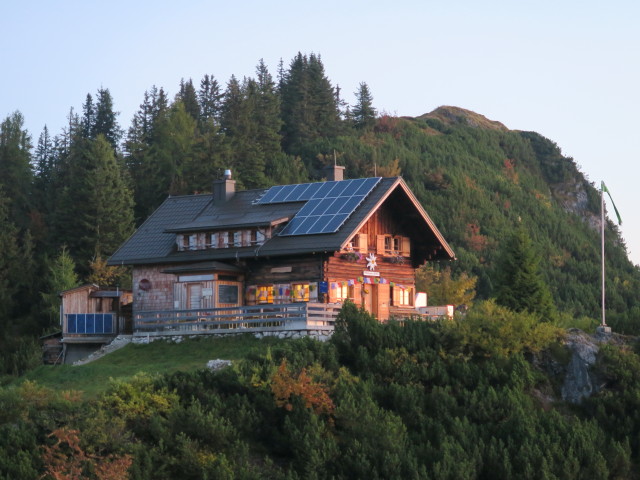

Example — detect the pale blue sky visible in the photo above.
[2,0,639,264]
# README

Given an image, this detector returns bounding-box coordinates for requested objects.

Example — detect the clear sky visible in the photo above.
[2,0,639,264]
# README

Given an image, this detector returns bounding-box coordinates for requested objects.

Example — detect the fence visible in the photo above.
[133,302,341,336]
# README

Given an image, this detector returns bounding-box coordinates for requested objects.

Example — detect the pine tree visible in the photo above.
[125,86,171,220]
[40,246,79,327]
[33,126,56,230]
[352,82,377,130]
[81,93,95,138]
[198,74,223,128]
[54,135,134,272]
[176,78,200,121]
[494,229,557,320]
[220,75,269,188]
[0,187,20,328]
[0,111,33,229]
[93,88,122,150]
[280,53,341,156]
[255,59,283,160]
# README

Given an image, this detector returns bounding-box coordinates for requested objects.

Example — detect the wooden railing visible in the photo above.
[134,302,341,336]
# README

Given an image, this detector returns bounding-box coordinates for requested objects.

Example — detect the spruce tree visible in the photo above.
[54,135,134,272]
[177,78,200,121]
[494,229,557,320]
[81,93,95,138]
[0,187,20,328]
[198,74,223,127]
[280,53,341,155]
[0,111,33,229]
[93,88,122,150]
[352,82,377,130]
[40,246,79,328]
[125,86,171,220]
[220,75,268,188]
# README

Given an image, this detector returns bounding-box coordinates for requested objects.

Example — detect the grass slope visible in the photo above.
[19,335,284,397]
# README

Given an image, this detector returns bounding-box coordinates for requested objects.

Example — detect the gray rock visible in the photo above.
[207,359,232,371]
[561,329,600,404]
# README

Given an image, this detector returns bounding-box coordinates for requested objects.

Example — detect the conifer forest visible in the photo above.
[2,53,640,479]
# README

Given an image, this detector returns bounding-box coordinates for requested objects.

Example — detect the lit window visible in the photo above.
[257,285,274,304]
[291,283,310,302]
[335,283,354,302]
[392,286,414,306]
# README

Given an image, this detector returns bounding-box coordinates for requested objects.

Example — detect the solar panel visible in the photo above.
[276,177,382,236]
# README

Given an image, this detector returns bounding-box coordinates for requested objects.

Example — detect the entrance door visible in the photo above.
[187,283,202,310]
[362,284,378,318]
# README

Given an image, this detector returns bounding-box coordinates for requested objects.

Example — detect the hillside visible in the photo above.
[3,305,640,479]
[1,53,639,377]
[335,106,640,331]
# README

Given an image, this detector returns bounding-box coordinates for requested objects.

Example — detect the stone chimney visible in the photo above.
[323,164,345,182]
[212,169,236,203]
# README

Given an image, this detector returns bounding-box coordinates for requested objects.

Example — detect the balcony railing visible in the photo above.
[133,302,341,336]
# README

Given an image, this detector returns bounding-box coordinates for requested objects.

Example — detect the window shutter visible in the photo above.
[401,236,411,256]
[358,233,369,253]
[376,235,385,255]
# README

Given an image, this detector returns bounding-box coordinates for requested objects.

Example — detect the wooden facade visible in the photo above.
[110,173,455,333]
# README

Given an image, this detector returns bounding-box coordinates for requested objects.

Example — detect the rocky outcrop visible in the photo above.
[560,328,621,404]
[561,332,598,404]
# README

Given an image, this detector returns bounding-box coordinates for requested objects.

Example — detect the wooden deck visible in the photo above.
[133,302,342,337]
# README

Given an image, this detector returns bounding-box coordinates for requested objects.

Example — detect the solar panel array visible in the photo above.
[256,177,381,236]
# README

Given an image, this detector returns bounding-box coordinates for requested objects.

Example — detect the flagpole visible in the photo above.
[601,182,606,327]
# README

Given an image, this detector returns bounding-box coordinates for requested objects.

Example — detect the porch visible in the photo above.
[133,302,342,338]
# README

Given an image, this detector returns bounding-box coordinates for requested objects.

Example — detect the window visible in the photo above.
[392,286,414,306]
[186,234,197,250]
[218,284,239,304]
[220,231,229,247]
[335,283,354,302]
[257,285,274,304]
[384,236,400,254]
[209,232,219,248]
[291,283,310,302]
[378,235,411,256]
[232,231,242,247]
[252,229,266,245]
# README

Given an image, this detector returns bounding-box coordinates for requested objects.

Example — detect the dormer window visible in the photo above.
[209,232,219,248]
[251,229,266,245]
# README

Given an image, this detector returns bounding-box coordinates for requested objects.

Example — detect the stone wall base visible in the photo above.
[132,329,333,344]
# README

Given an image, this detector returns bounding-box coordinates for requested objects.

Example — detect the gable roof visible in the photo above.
[108,177,454,266]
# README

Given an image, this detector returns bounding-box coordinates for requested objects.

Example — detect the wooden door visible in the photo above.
[363,284,378,318]
[187,283,202,310]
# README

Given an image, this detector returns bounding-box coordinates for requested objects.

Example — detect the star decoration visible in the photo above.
[366,253,377,271]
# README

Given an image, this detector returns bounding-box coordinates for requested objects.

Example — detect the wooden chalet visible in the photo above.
[107,166,454,339]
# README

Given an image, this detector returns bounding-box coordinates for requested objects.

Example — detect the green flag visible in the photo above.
[602,181,623,225]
